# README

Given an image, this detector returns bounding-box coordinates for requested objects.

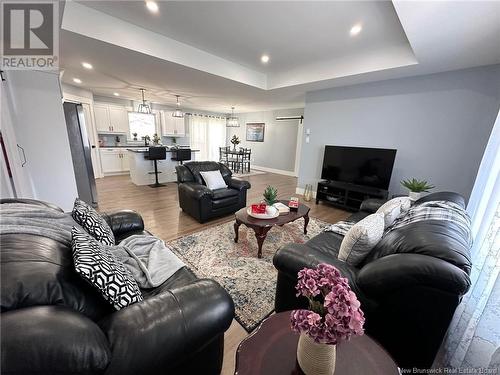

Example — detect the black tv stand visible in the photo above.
[316,180,388,211]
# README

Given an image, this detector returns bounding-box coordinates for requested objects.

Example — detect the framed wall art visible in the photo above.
[246,123,265,142]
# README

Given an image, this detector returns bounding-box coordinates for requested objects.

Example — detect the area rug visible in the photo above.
[167,217,328,332]
[232,169,266,178]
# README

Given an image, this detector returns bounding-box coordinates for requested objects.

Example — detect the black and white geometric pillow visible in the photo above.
[72,198,115,246]
[71,227,143,310]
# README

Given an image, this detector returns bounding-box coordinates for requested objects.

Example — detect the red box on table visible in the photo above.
[251,203,267,214]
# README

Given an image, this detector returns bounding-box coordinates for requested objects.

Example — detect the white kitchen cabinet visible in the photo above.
[94,105,111,133]
[161,111,185,137]
[109,107,129,134]
[95,104,129,134]
[100,149,129,174]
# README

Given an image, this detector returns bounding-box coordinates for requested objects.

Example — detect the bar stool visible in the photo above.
[148,146,167,188]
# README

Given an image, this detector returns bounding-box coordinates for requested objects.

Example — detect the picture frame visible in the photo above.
[246,123,265,142]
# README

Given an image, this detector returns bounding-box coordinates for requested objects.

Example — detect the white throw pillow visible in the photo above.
[338,213,384,266]
[199,170,227,190]
[376,197,412,228]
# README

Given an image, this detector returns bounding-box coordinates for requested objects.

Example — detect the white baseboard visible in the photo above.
[295,187,317,198]
[252,165,297,177]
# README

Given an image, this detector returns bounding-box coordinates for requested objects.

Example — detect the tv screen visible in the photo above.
[321,146,397,190]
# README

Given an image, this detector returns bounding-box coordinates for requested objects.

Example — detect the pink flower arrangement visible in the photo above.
[290,263,365,345]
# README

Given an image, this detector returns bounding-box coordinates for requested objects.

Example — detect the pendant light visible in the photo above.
[172,95,184,118]
[137,88,152,114]
[226,106,240,127]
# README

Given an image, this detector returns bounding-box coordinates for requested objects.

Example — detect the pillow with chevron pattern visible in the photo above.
[71,227,143,310]
[72,198,115,245]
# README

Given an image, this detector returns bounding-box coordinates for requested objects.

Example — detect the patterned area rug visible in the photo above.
[167,217,327,332]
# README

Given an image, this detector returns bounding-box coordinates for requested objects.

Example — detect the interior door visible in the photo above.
[0,73,34,198]
[81,103,102,178]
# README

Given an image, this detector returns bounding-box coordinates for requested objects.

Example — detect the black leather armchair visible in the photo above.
[273,192,472,370]
[176,161,251,223]
[0,199,234,375]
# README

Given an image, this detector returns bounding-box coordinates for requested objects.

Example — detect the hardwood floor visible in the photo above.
[95,172,349,375]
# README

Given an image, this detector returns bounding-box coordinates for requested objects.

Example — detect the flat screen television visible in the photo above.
[321,146,397,190]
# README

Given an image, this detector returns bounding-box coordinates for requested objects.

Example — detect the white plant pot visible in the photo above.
[297,333,336,375]
[409,191,424,201]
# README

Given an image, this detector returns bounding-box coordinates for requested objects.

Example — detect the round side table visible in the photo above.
[235,312,400,375]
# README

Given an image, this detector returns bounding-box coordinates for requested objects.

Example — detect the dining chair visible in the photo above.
[240,148,251,173]
[219,146,230,167]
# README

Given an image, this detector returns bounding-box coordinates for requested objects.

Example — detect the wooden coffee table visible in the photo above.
[235,312,400,375]
[234,200,310,258]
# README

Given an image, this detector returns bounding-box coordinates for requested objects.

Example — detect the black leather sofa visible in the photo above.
[273,192,472,369]
[176,161,251,223]
[0,199,234,375]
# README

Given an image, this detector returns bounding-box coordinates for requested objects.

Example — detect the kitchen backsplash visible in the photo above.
[98,134,190,147]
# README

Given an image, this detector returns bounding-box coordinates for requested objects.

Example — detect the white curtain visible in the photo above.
[188,115,226,162]
[434,110,500,370]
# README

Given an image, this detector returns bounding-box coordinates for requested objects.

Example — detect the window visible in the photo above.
[188,116,226,161]
[128,112,156,140]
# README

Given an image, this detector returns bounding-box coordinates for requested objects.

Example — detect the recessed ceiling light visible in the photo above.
[81,62,93,69]
[73,78,82,84]
[350,24,362,36]
[113,92,120,96]
[145,1,159,13]
[261,54,270,64]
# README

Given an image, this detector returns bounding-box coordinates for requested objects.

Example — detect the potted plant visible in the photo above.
[132,132,138,141]
[152,133,161,145]
[263,185,278,206]
[291,264,365,375]
[230,135,241,151]
[142,135,151,146]
[401,178,435,201]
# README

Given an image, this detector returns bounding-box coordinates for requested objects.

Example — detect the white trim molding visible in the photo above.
[252,165,297,177]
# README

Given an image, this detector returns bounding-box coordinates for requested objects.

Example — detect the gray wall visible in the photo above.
[299,64,500,201]
[228,108,303,173]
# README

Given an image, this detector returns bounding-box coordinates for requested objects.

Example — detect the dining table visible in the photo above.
[222,148,250,173]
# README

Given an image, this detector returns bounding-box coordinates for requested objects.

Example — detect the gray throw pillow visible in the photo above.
[199,170,227,190]
[376,197,412,228]
[338,213,385,266]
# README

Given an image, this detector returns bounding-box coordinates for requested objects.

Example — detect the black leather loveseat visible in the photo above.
[176,161,251,223]
[273,192,472,369]
[0,199,234,375]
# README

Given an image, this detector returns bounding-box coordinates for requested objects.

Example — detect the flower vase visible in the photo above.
[297,333,336,375]
[409,191,423,201]
[304,184,313,202]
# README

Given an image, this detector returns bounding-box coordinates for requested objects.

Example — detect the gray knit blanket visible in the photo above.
[0,203,184,288]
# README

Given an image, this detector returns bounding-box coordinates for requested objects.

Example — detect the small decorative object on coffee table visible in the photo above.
[234,200,310,258]
[288,197,299,211]
[263,185,278,205]
[400,178,434,201]
[291,263,365,375]
[235,312,399,375]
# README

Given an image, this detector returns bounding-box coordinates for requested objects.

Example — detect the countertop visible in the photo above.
[127,148,199,153]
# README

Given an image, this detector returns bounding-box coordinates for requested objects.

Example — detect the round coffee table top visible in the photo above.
[235,312,400,375]
[235,200,310,228]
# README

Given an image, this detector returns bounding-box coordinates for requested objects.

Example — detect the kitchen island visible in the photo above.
[127,148,198,186]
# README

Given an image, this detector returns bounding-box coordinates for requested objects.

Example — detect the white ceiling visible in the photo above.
[78,1,412,75]
[59,1,500,113]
